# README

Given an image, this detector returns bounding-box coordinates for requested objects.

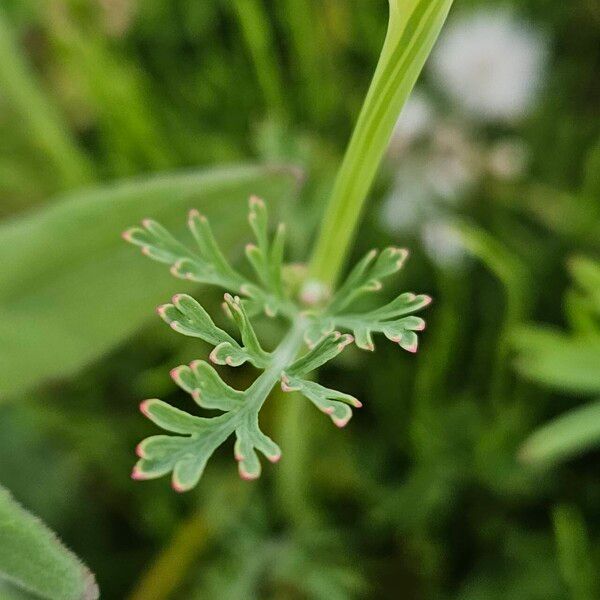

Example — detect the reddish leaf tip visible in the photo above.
[171,480,187,493]
[239,467,259,481]
[131,466,146,480]
[249,195,265,208]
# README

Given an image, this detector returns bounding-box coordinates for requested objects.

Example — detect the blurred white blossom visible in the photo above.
[421,220,466,269]
[430,9,548,122]
[486,139,529,180]
[388,90,435,156]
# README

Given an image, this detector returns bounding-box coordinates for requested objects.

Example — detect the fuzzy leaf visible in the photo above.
[0,485,99,600]
[281,375,362,428]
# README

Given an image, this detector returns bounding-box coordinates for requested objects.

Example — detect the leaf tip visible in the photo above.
[121,229,134,243]
[404,342,418,354]
[131,465,147,480]
[332,414,352,428]
[139,400,152,417]
[268,452,282,464]
[249,195,265,209]
[238,466,260,481]
[171,479,188,493]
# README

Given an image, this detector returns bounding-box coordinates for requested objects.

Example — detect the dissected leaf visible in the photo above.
[0,165,297,399]
[281,375,361,428]
[327,247,409,313]
[285,332,354,377]
[0,484,99,600]
[128,199,428,490]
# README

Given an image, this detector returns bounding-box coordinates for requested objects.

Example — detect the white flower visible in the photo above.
[379,162,438,233]
[388,91,435,155]
[486,138,529,181]
[421,220,466,269]
[430,9,548,122]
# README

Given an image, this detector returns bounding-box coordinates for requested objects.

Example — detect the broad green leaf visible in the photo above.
[310,0,454,284]
[0,165,298,399]
[519,399,600,466]
[0,484,99,600]
[512,326,600,395]
[568,256,600,316]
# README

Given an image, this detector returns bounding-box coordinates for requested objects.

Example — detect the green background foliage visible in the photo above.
[0,0,598,598]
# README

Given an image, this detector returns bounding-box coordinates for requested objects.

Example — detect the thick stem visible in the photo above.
[309,0,454,286]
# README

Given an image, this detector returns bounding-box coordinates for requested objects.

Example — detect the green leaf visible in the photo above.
[334,293,431,352]
[134,372,281,489]
[285,332,354,377]
[157,293,237,345]
[158,293,270,368]
[327,247,409,313]
[221,294,271,368]
[512,326,600,395]
[245,195,287,303]
[0,484,99,600]
[170,360,244,411]
[125,211,246,290]
[0,165,298,399]
[127,195,294,318]
[552,505,599,600]
[519,399,600,466]
[280,375,361,428]
[568,256,600,316]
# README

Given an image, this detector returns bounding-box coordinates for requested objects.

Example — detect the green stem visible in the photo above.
[309,0,453,286]
[232,0,287,119]
[128,509,210,600]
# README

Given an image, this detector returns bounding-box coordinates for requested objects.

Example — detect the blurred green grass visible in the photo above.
[0,0,598,598]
